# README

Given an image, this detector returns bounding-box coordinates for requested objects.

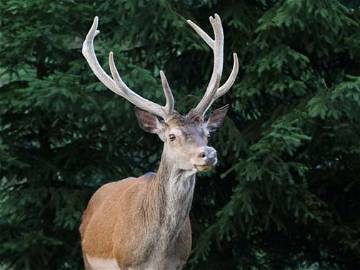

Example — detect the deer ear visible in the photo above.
[135,108,165,139]
[206,104,229,131]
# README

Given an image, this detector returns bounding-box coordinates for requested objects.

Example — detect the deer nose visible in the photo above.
[198,147,217,165]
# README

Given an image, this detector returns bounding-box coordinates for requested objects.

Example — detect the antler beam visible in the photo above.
[82,16,174,119]
[187,14,239,116]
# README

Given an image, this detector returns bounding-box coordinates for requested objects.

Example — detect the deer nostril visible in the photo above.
[199,152,206,159]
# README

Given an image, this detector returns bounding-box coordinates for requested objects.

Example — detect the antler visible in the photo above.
[82,17,174,119]
[187,14,239,116]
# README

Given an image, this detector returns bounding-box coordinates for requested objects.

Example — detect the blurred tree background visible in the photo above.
[0,0,360,269]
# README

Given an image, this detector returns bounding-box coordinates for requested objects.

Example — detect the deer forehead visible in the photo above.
[167,125,203,135]
[165,124,208,141]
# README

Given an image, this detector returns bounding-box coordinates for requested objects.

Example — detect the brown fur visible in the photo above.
[80,172,192,269]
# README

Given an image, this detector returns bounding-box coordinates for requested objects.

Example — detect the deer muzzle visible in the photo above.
[194,146,218,171]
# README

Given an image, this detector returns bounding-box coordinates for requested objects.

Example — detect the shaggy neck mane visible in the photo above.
[144,145,196,252]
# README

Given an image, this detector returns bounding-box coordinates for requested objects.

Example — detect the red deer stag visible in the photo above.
[80,14,239,270]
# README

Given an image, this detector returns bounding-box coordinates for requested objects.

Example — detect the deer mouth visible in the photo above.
[194,156,218,172]
[195,161,217,172]
[194,164,212,172]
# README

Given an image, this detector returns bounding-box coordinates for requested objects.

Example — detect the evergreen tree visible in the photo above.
[0,0,359,269]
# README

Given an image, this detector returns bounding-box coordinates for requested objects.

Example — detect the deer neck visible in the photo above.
[146,145,196,250]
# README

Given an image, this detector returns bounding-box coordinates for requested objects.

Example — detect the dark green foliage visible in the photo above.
[0,0,359,269]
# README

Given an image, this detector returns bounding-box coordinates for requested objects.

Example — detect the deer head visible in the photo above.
[82,14,239,172]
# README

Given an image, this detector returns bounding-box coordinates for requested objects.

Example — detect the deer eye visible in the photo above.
[169,134,176,141]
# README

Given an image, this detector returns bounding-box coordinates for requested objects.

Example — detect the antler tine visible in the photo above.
[83,17,172,119]
[186,19,214,49]
[207,53,239,109]
[82,17,115,93]
[187,14,239,116]
[189,14,223,116]
[108,52,169,118]
[160,71,175,115]
[216,53,239,98]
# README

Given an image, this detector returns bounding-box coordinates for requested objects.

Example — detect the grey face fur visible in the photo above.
[135,105,229,172]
